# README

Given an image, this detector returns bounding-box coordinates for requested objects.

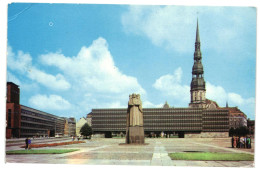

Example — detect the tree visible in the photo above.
[233,126,249,137]
[80,123,92,139]
[229,127,235,137]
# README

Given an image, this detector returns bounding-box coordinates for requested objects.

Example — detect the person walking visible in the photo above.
[28,138,32,150]
[234,137,237,148]
[237,137,240,148]
[25,138,29,150]
[231,136,234,148]
[247,137,251,149]
[244,136,247,148]
[240,137,244,148]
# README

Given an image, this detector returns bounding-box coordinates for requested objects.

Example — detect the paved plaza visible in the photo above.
[5,137,255,167]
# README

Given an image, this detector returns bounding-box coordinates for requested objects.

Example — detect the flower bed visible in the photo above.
[20,141,85,148]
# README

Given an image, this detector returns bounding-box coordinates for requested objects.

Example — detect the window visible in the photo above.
[8,109,11,127]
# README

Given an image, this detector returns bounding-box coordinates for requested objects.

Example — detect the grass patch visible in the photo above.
[6,149,79,155]
[169,152,254,161]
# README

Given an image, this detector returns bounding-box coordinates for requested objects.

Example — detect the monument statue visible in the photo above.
[126,93,145,144]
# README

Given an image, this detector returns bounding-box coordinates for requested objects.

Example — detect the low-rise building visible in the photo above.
[76,117,87,136]
[86,113,92,126]
[225,107,247,129]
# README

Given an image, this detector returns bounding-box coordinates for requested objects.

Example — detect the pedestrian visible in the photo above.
[240,137,244,148]
[231,136,234,148]
[237,137,240,148]
[234,137,237,148]
[28,138,32,150]
[247,137,251,149]
[244,136,247,148]
[25,137,29,150]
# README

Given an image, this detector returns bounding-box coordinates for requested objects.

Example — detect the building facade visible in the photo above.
[6,82,21,138]
[6,82,75,139]
[64,117,76,137]
[86,113,92,126]
[225,107,247,129]
[92,106,229,138]
[76,117,87,136]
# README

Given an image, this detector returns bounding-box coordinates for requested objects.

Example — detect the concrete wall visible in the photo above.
[92,134,105,138]
[185,132,229,138]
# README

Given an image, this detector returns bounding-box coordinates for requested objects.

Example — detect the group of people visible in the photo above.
[231,136,251,149]
[25,137,32,150]
[72,136,82,141]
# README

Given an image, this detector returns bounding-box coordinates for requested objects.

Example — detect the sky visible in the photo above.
[6,3,256,121]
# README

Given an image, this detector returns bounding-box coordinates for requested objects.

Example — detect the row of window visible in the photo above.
[21,116,53,125]
[21,122,53,130]
[21,109,55,120]
[20,129,48,134]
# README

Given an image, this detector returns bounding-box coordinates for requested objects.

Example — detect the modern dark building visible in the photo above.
[6,82,75,139]
[92,103,229,138]
[91,20,232,138]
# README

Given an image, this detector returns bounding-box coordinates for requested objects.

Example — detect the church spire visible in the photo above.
[196,18,200,43]
[226,101,229,108]
[189,18,206,108]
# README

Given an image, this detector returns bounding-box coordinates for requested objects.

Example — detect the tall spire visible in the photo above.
[189,18,206,108]
[196,18,200,43]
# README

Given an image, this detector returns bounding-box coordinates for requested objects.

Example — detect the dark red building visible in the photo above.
[6,82,21,138]
[6,82,73,139]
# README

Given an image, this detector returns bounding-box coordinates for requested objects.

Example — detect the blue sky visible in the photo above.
[6,3,256,120]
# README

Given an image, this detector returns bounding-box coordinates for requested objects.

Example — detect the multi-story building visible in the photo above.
[6,82,75,138]
[6,82,21,138]
[226,107,247,129]
[20,105,57,138]
[64,117,76,137]
[91,105,229,138]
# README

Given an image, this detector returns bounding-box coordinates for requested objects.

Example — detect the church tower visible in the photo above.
[189,19,206,108]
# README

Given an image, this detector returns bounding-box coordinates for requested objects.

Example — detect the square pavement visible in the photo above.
[6,137,255,167]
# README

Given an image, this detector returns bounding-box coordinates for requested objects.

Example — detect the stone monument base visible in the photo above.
[126,126,145,144]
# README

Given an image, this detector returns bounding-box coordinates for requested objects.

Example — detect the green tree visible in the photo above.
[234,126,249,136]
[80,123,92,139]
[229,127,235,137]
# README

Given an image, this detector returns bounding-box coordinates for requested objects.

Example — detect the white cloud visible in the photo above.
[39,37,145,95]
[143,100,163,108]
[121,6,255,54]
[7,71,21,86]
[7,46,71,91]
[29,94,71,111]
[7,46,32,73]
[206,82,227,106]
[153,67,190,103]
[122,6,195,53]
[152,68,255,118]
[207,82,255,118]
[27,68,70,91]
